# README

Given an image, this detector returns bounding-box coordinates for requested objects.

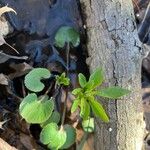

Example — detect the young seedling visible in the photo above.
[71,68,130,122]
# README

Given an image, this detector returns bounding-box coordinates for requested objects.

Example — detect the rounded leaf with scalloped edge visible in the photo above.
[40,123,66,149]
[60,125,76,149]
[25,68,51,92]
[19,94,54,124]
[55,26,80,48]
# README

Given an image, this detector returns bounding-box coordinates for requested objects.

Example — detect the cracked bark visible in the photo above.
[80,0,145,150]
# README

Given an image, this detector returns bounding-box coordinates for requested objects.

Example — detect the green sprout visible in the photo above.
[71,68,130,122]
[56,73,70,86]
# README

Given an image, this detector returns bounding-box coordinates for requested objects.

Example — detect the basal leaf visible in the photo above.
[89,68,104,88]
[19,93,37,112]
[60,125,76,149]
[25,68,51,92]
[40,123,66,149]
[78,73,87,88]
[82,118,94,133]
[20,95,54,123]
[41,111,60,128]
[55,26,80,48]
[71,99,80,113]
[89,100,109,122]
[97,86,130,99]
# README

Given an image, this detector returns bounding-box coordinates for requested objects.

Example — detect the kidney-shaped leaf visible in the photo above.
[60,125,76,149]
[25,68,51,92]
[41,111,60,128]
[89,100,109,122]
[40,123,66,149]
[55,26,80,48]
[19,94,54,123]
[97,86,130,99]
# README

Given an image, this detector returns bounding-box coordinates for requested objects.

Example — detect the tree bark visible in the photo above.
[80,0,145,150]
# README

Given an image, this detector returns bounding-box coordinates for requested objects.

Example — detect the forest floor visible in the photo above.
[0,0,150,150]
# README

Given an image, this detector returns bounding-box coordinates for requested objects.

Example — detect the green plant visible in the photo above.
[19,26,130,150]
[71,69,130,122]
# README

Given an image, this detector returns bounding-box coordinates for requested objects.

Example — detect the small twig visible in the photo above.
[40,83,53,101]
[5,42,19,54]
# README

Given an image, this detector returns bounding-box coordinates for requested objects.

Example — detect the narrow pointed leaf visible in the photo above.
[89,68,104,88]
[71,99,80,113]
[89,100,109,122]
[84,80,94,91]
[72,88,82,95]
[78,73,87,88]
[80,98,90,120]
[97,86,130,99]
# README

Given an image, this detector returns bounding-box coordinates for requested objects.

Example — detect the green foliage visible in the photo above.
[89,100,109,122]
[19,94,54,123]
[55,26,80,48]
[82,118,94,133]
[40,123,76,150]
[71,68,130,122]
[40,123,66,149]
[19,55,130,149]
[60,125,76,149]
[88,68,104,88]
[40,111,60,128]
[25,68,51,92]
[56,73,70,86]
[96,86,130,99]
[78,73,87,88]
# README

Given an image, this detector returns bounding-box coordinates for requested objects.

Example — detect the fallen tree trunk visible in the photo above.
[80,0,145,149]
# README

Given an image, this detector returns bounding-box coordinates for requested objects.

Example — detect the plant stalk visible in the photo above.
[61,43,70,126]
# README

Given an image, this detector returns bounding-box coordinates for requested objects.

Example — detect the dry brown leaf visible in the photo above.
[0,5,16,17]
[0,73,9,85]
[0,138,17,150]
[0,6,18,53]
[0,51,28,64]
[9,62,32,79]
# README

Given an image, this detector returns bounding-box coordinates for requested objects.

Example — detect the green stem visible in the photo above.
[77,132,89,150]
[61,43,70,126]
[40,84,53,101]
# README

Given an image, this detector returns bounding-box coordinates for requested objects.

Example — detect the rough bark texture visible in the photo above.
[80,0,145,150]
